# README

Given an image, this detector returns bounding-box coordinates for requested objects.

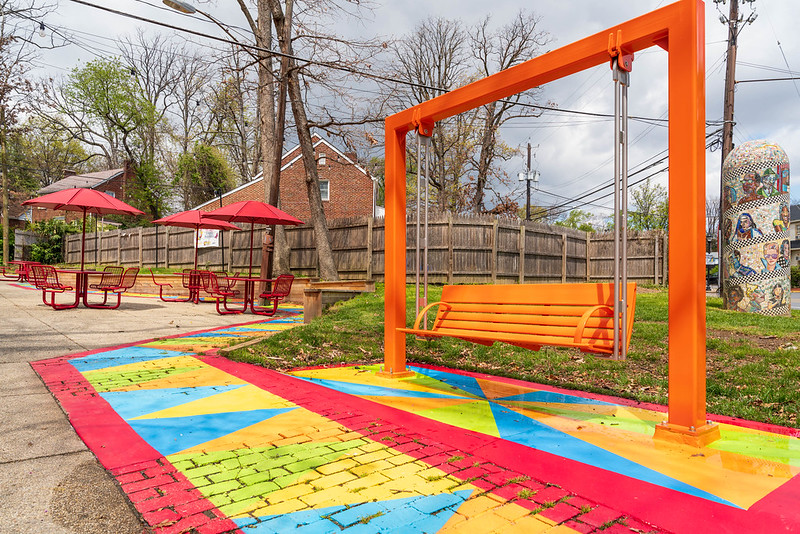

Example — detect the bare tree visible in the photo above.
[1,0,51,263]
[392,17,473,212]
[468,11,551,213]
[268,0,339,280]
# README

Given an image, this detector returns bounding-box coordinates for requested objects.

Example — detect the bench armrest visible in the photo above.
[413,301,452,330]
[574,305,613,344]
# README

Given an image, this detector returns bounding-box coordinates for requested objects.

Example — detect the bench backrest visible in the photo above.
[99,265,124,287]
[118,267,139,291]
[434,282,636,353]
[270,274,294,298]
[28,264,49,289]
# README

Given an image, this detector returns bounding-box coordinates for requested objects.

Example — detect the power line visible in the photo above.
[66,0,720,127]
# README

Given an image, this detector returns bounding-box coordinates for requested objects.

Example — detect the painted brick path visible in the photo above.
[32,307,800,533]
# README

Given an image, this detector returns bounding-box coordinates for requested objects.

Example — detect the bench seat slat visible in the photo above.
[433,303,614,316]
[399,327,616,353]
[434,311,614,329]
[432,320,615,341]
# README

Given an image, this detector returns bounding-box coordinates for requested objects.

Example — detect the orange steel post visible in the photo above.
[382,0,718,444]
[653,0,721,446]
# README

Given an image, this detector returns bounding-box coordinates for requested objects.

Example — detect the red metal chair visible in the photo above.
[202,271,241,315]
[86,267,139,309]
[254,274,294,316]
[181,269,206,303]
[88,266,124,307]
[29,264,75,310]
[149,268,190,302]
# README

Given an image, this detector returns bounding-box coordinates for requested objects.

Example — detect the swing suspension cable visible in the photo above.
[612,55,630,360]
[415,132,431,329]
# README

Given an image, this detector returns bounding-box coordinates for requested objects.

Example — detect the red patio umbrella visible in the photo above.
[203,200,303,276]
[153,210,241,269]
[22,188,144,270]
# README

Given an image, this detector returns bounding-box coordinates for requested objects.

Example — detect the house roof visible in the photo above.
[194,135,371,210]
[791,204,800,223]
[38,168,125,195]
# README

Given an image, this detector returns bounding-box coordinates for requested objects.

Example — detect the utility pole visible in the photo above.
[717,0,757,303]
[518,143,539,221]
[526,143,532,221]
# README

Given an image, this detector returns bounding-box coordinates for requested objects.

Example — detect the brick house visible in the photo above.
[28,163,135,223]
[195,135,378,220]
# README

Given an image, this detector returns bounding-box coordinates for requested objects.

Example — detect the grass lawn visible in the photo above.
[226,284,800,429]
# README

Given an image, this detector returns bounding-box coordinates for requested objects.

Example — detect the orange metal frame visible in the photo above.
[382,0,719,445]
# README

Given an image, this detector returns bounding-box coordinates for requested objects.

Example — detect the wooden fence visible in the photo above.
[64,214,668,284]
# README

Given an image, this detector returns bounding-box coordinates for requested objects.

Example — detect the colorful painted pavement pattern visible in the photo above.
[33,314,800,533]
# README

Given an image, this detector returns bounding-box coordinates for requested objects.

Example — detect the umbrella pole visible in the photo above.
[81,209,87,271]
[249,222,255,277]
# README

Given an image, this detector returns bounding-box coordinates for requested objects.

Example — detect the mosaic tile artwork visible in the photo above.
[721,140,790,315]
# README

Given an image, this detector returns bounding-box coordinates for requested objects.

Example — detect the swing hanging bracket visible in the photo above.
[608,30,634,72]
[412,108,435,137]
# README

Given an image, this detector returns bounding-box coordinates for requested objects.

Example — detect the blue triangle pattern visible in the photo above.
[237,491,472,533]
[488,403,741,508]
[408,366,487,398]
[69,346,189,372]
[292,376,466,399]
[500,390,613,405]
[130,407,296,456]
[100,385,245,420]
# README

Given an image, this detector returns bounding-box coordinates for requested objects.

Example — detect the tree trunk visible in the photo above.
[1,107,8,264]
[270,0,338,280]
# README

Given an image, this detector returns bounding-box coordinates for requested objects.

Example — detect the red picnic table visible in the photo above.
[2,260,41,282]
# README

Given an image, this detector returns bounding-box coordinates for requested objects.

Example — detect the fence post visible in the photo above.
[165,227,170,269]
[366,217,374,280]
[491,219,498,283]
[447,213,454,284]
[562,232,568,283]
[662,232,668,284]
[519,224,525,284]
[138,228,143,267]
[654,233,659,284]
[585,232,591,282]
[116,230,122,265]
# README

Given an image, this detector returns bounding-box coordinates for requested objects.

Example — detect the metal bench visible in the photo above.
[28,264,75,310]
[255,274,294,316]
[398,282,637,357]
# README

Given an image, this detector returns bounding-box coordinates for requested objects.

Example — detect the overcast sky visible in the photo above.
[28,0,800,218]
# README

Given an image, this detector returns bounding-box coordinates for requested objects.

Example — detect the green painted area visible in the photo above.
[708,427,800,467]
[415,400,500,436]
[84,366,204,392]
[168,439,367,506]
[501,402,658,435]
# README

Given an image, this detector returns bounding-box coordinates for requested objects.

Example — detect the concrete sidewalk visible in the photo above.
[0,280,285,533]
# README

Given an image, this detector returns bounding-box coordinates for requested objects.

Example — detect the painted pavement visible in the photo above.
[32,310,800,533]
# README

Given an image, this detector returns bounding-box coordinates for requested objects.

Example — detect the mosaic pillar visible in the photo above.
[722,140,790,315]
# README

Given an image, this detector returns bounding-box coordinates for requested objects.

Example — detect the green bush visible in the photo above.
[28,219,82,265]
[792,265,800,289]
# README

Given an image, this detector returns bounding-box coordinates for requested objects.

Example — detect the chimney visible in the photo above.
[345,152,357,163]
[63,169,77,178]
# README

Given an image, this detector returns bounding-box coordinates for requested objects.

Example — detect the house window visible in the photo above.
[105,190,116,198]
[319,179,330,201]
[318,153,327,166]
